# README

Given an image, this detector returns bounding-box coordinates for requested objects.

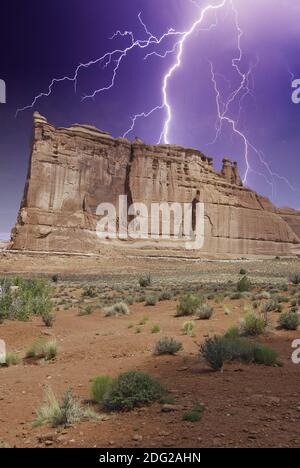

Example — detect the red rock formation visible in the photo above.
[10,113,300,255]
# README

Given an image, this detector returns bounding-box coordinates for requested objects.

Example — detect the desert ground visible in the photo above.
[1,250,300,448]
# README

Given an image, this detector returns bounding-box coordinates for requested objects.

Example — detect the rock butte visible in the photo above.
[10,112,300,256]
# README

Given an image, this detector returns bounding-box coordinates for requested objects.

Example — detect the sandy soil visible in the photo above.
[1,289,300,449]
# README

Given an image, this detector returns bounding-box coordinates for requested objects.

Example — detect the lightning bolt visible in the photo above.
[15,0,298,198]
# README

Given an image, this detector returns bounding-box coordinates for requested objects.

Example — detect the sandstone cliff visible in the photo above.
[11,113,300,256]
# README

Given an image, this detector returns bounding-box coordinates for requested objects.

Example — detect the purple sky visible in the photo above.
[1,0,300,239]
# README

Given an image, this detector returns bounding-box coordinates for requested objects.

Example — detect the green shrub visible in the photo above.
[254,291,271,301]
[261,299,280,313]
[82,286,97,298]
[104,302,129,317]
[34,388,98,428]
[145,296,158,307]
[159,291,172,302]
[278,312,299,331]
[41,309,55,327]
[151,324,161,334]
[139,315,149,325]
[195,304,214,320]
[183,402,205,423]
[0,277,54,322]
[91,376,113,404]
[240,313,266,337]
[224,325,240,339]
[103,371,165,412]
[200,336,227,371]
[51,275,59,283]
[26,337,57,361]
[200,336,279,371]
[290,273,300,285]
[126,296,135,305]
[239,268,247,275]
[237,276,252,292]
[230,292,242,300]
[154,337,183,356]
[182,321,194,336]
[138,274,152,288]
[2,352,20,367]
[176,294,203,317]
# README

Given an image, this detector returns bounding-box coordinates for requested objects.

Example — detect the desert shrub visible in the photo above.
[183,402,205,423]
[200,336,279,371]
[182,321,194,336]
[138,274,152,288]
[195,304,214,320]
[224,325,240,339]
[237,276,252,293]
[240,313,266,337]
[41,309,55,327]
[0,277,54,322]
[82,286,97,298]
[26,337,57,361]
[200,336,228,371]
[240,268,247,275]
[276,295,289,304]
[103,371,165,412]
[223,305,232,315]
[278,312,299,331]
[91,376,113,404]
[290,273,300,285]
[104,302,129,317]
[151,324,161,334]
[145,296,158,307]
[126,296,135,305]
[261,299,278,313]
[78,305,95,316]
[154,337,183,356]
[51,274,59,283]
[176,294,203,317]
[34,388,97,428]
[290,298,299,308]
[159,291,172,302]
[139,315,149,325]
[2,352,20,367]
[230,292,242,300]
[255,291,271,301]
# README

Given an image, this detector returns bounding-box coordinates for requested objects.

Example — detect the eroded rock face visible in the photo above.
[11,113,300,255]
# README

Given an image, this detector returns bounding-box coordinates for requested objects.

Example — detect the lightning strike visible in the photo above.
[15,0,298,199]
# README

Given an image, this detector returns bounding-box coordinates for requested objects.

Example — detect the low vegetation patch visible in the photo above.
[91,376,114,405]
[183,402,205,423]
[176,294,203,317]
[0,277,54,323]
[103,371,165,412]
[195,304,214,320]
[278,311,299,331]
[239,313,266,337]
[1,351,20,367]
[26,337,57,361]
[104,302,130,317]
[145,296,158,307]
[154,337,183,356]
[182,321,194,336]
[138,274,152,288]
[200,335,280,372]
[237,276,252,293]
[34,388,98,428]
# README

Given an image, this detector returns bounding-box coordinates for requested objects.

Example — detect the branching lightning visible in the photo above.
[15,0,298,197]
